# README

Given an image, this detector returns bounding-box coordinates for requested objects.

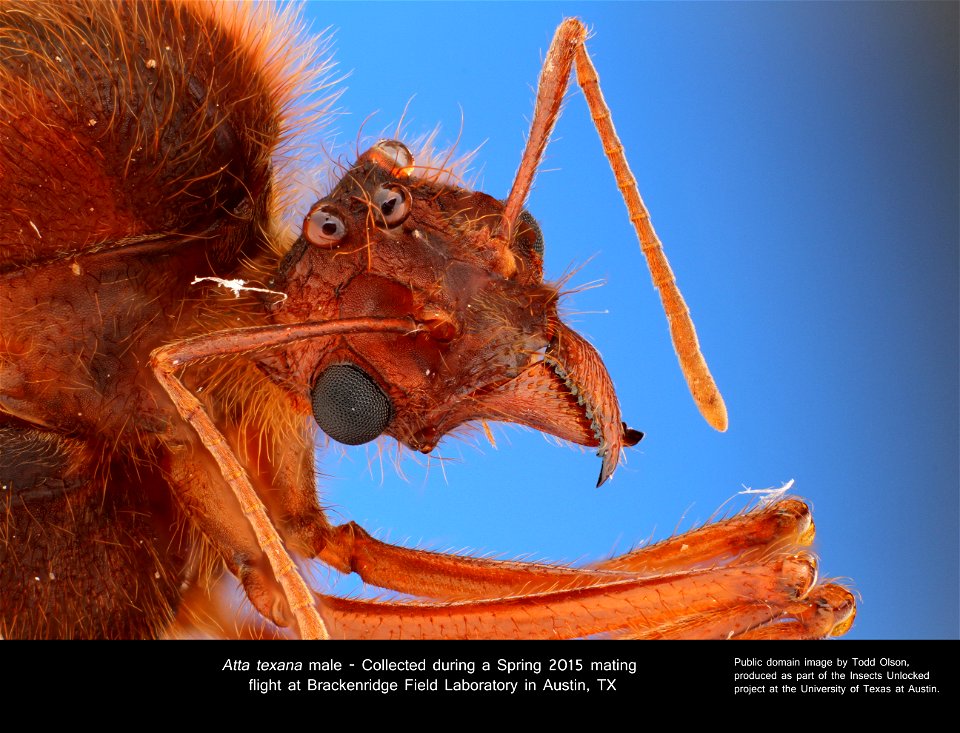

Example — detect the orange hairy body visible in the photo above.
[0,1,854,639]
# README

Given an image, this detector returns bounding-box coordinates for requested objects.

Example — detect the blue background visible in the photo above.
[287,1,957,640]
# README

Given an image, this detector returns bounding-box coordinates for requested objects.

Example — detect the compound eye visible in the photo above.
[514,209,544,257]
[373,183,411,227]
[304,206,346,248]
[311,364,393,445]
[373,140,414,172]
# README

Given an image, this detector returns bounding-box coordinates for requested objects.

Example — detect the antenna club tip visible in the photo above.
[705,402,729,432]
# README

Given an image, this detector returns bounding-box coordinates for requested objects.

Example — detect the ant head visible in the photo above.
[266,140,639,485]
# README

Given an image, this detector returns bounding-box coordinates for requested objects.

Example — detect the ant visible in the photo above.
[0,1,853,639]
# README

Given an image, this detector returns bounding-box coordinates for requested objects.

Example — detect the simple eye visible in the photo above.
[373,184,411,227]
[304,206,346,247]
[373,139,414,172]
[311,364,393,445]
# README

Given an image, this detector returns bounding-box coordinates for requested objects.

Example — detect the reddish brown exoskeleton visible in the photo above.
[0,1,854,639]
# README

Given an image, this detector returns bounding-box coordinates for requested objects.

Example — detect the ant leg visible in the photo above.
[591,497,816,574]
[150,317,415,639]
[308,499,853,638]
[501,18,727,431]
[223,417,632,603]
[318,521,637,600]
[154,381,325,639]
[623,581,856,640]
[732,583,857,639]
[218,414,334,565]
[314,499,854,638]
[316,498,814,600]
[316,553,823,639]
[162,434,298,632]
